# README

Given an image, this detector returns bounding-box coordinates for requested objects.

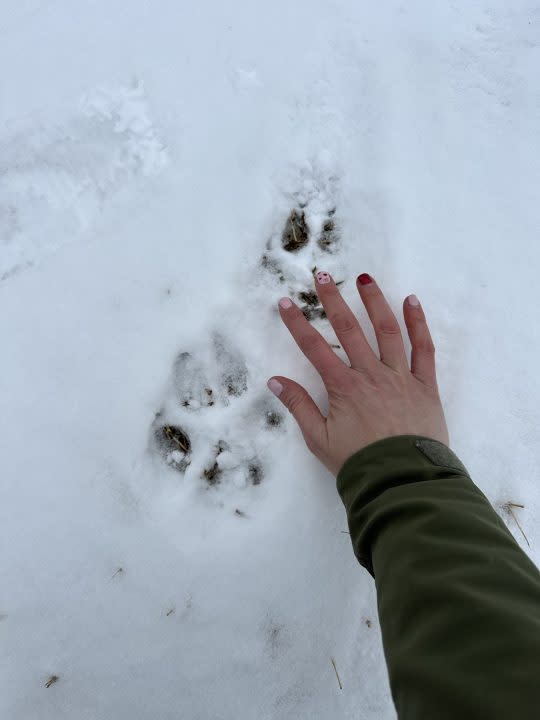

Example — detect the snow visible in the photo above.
[1,1,539,718]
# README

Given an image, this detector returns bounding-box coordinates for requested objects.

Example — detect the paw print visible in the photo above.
[150,163,346,494]
[150,333,284,489]
[259,168,346,324]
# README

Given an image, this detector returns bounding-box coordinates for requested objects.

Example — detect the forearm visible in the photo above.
[337,435,540,720]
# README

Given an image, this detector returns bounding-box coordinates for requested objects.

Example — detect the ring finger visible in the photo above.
[356,273,408,371]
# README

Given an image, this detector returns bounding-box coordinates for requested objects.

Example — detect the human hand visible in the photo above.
[267,273,449,476]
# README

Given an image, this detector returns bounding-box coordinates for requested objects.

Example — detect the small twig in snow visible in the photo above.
[164,425,189,453]
[502,502,530,547]
[331,657,343,690]
[290,219,298,246]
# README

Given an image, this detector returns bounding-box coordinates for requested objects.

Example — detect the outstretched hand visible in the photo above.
[267,272,449,476]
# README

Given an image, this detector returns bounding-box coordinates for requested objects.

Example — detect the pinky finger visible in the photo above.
[403,295,437,386]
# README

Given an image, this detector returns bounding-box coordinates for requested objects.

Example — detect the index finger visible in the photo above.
[278,297,346,383]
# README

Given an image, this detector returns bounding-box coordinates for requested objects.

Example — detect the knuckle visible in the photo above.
[411,326,435,353]
[362,283,381,299]
[329,312,357,334]
[416,339,436,355]
[375,321,401,337]
[412,314,428,330]
[298,332,324,354]
[284,391,305,415]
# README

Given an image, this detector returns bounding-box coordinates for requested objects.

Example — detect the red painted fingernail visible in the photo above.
[357,273,373,286]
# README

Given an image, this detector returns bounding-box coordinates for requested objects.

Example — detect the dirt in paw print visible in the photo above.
[151,335,279,491]
[202,440,229,486]
[297,284,327,322]
[281,208,309,252]
[150,167,345,497]
[259,169,345,329]
[317,208,340,253]
[153,418,192,472]
[201,439,264,488]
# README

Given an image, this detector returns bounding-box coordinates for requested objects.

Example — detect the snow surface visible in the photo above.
[1,2,539,718]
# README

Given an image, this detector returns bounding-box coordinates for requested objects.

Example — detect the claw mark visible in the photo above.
[203,461,222,486]
[215,440,228,455]
[318,208,340,253]
[265,410,283,428]
[111,567,124,579]
[297,290,319,307]
[45,675,59,689]
[297,288,326,322]
[248,462,263,486]
[301,306,327,321]
[261,254,285,281]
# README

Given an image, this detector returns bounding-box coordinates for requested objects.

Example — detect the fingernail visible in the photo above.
[316,271,332,284]
[408,294,420,307]
[267,378,283,397]
[279,297,293,309]
[357,273,373,286]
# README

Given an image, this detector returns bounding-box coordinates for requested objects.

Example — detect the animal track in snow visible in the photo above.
[260,166,346,325]
[0,80,167,281]
[151,334,283,489]
[151,163,346,496]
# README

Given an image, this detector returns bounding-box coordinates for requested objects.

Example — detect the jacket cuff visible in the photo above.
[336,435,471,574]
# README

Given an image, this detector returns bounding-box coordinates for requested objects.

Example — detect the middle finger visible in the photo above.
[314,271,377,370]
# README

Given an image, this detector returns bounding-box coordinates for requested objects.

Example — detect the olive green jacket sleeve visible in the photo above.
[337,435,540,720]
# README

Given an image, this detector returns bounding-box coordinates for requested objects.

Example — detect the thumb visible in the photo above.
[267,376,326,451]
